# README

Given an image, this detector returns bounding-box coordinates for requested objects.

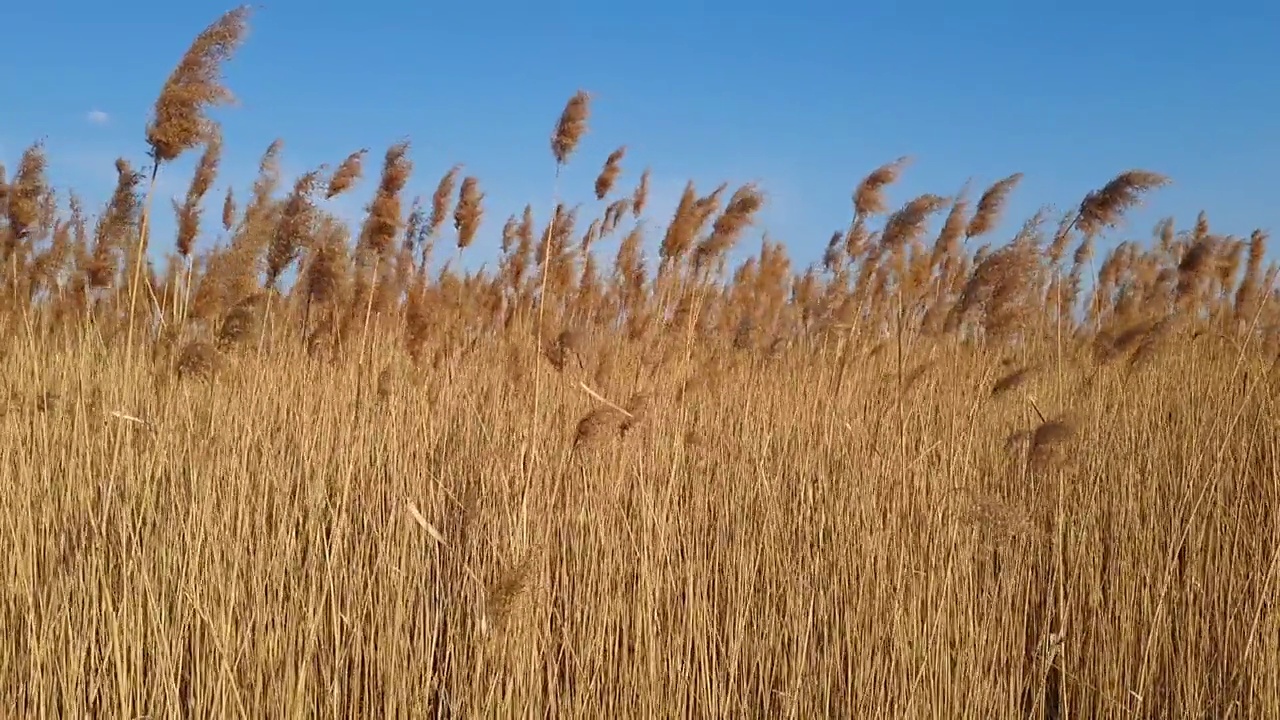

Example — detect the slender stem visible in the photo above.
[125,161,162,368]
[357,255,381,370]
[529,164,563,476]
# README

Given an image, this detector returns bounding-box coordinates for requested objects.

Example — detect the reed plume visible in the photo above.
[693,184,765,273]
[174,132,222,257]
[454,176,484,251]
[145,6,251,164]
[551,91,591,168]
[326,149,367,199]
[221,186,236,232]
[1075,170,1170,237]
[854,157,910,217]
[266,171,320,289]
[965,173,1022,239]
[360,141,413,261]
[633,168,650,218]
[595,146,626,200]
[427,165,462,238]
[3,143,48,260]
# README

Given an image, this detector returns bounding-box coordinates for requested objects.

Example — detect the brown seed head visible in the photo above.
[853,157,910,217]
[1028,417,1076,467]
[694,183,765,272]
[1076,170,1170,237]
[1176,237,1214,304]
[594,146,626,200]
[427,165,461,238]
[146,6,252,163]
[175,134,222,256]
[544,329,585,372]
[602,197,632,235]
[217,292,263,350]
[659,182,700,266]
[572,406,626,452]
[221,186,236,232]
[632,168,650,218]
[359,141,413,259]
[485,552,536,634]
[966,172,1023,239]
[454,176,485,250]
[991,364,1037,397]
[189,133,221,203]
[551,90,591,166]
[96,158,143,252]
[304,217,348,307]
[175,340,219,380]
[5,143,48,246]
[266,170,320,288]
[930,192,969,267]
[500,214,519,254]
[881,194,948,252]
[326,149,367,199]
[1045,210,1076,266]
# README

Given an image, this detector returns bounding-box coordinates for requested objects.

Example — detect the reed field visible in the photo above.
[2,7,1279,719]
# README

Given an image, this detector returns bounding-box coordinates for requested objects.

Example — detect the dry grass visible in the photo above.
[1,8,1279,719]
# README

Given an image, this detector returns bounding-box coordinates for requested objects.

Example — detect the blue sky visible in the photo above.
[2,1,1278,274]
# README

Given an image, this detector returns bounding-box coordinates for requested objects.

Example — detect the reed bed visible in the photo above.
[1,7,1277,718]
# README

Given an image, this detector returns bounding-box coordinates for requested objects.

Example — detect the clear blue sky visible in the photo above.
[3,1,1278,273]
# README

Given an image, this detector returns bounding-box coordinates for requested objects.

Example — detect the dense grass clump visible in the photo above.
[1,8,1278,718]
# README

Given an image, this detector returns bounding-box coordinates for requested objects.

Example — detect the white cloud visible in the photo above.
[86,109,110,125]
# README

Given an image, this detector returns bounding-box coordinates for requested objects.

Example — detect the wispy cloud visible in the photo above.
[86,109,110,126]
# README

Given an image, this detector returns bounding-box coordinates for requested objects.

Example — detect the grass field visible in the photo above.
[2,7,1278,718]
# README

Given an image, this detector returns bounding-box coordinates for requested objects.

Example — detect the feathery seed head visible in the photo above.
[428,165,462,238]
[221,186,236,232]
[966,172,1023,239]
[175,340,220,380]
[454,176,485,250]
[694,183,765,272]
[551,90,591,166]
[146,6,252,163]
[632,168,650,218]
[931,193,969,267]
[265,170,320,287]
[326,149,367,199]
[881,194,948,252]
[175,134,222,256]
[359,141,413,259]
[853,157,910,217]
[6,143,49,246]
[595,146,626,200]
[189,133,222,203]
[573,406,626,452]
[1076,170,1170,238]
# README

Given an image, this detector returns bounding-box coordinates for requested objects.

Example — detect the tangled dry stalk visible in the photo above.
[1,8,1278,719]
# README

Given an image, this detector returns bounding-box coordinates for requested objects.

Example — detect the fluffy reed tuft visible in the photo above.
[1076,170,1171,237]
[145,6,252,164]
[853,157,910,217]
[551,90,591,167]
[453,176,484,251]
[174,133,221,257]
[965,173,1022,239]
[326,149,367,199]
[427,165,462,239]
[595,146,627,200]
[359,141,413,260]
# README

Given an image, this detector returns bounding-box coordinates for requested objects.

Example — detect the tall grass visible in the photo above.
[1,8,1278,718]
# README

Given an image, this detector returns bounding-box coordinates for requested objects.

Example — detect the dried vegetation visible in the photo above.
[1,8,1278,719]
